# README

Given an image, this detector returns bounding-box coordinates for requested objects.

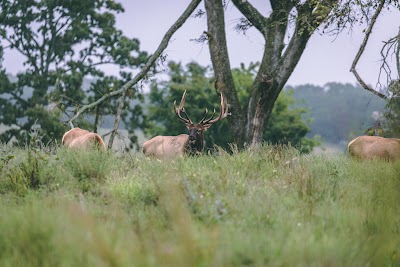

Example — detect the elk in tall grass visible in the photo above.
[348,135,400,161]
[143,91,229,160]
[62,127,106,151]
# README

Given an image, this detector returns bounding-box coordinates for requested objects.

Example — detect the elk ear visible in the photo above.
[185,123,192,130]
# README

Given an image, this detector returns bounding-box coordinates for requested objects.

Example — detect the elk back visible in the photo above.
[348,136,400,161]
[62,128,90,147]
[68,132,106,151]
[143,134,189,160]
[62,128,106,152]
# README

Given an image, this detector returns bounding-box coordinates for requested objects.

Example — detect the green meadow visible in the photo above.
[0,145,399,267]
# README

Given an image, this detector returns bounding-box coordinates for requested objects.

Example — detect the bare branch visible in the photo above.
[350,0,387,99]
[67,0,202,127]
[379,35,398,86]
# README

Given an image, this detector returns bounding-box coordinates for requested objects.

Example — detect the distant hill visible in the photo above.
[290,82,386,146]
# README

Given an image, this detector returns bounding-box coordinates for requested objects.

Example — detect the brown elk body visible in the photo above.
[62,127,106,151]
[348,136,400,161]
[143,91,229,160]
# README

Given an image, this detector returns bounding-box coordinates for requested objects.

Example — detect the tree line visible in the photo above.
[0,0,398,151]
[291,83,386,145]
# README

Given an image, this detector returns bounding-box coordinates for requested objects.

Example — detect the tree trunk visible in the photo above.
[245,86,278,147]
[108,90,127,150]
[206,0,327,149]
[93,105,100,133]
[204,0,246,148]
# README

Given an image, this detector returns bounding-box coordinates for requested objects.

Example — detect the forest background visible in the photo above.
[0,0,396,153]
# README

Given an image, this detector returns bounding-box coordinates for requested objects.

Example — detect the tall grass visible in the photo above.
[0,145,399,266]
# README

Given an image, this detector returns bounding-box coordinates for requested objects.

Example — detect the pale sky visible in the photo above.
[114,0,399,88]
[2,0,399,88]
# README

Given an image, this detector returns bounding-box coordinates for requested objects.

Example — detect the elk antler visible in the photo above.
[174,91,230,126]
[198,108,214,124]
[201,93,230,125]
[174,90,193,124]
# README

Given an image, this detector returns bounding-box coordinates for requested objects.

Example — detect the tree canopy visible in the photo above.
[0,0,147,146]
[292,83,386,144]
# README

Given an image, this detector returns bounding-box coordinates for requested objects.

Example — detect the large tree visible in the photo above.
[146,61,317,153]
[203,0,399,148]
[0,0,147,145]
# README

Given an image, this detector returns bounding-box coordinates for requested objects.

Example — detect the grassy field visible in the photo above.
[0,144,399,267]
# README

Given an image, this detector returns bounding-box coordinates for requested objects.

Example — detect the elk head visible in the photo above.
[173,90,230,154]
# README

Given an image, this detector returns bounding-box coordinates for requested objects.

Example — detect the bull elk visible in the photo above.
[347,135,400,161]
[62,127,106,151]
[143,91,229,160]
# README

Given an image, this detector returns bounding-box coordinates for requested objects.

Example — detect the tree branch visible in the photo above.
[275,29,310,87]
[379,35,398,86]
[350,0,387,99]
[9,91,28,106]
[107,90,127,150]
[231,0,270,36]
[276,0,338,82]
[66,0,202,128]
[55,17,72,36]
[397,26,400,79]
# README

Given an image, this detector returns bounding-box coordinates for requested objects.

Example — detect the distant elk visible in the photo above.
[347,135,400,161]
[62,127,106,152]
[143,91,230,160]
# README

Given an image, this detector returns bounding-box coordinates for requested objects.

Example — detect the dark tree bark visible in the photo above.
[205,0,335,148]
[108,90,127,150]
[94,105,100,133]
[397,27,400,77]
[204,0,245,147]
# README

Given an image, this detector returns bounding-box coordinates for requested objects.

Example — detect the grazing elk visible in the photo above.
[348,135,400,161]
[62,127,106,151]
[143,91,229,160]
